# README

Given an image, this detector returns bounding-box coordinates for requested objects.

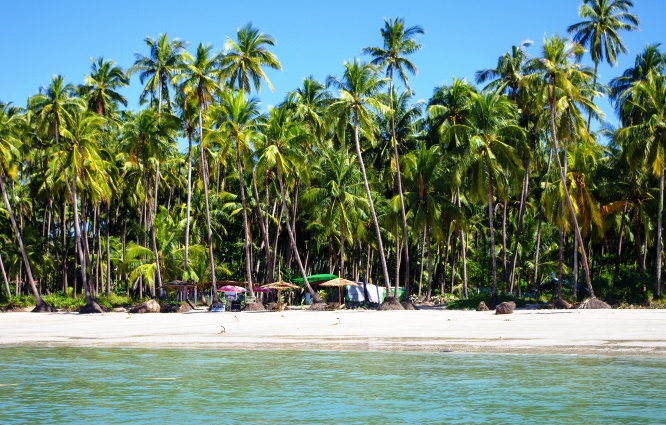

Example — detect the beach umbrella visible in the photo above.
[260,281,300,290]
[319,278,360,304]
[217,285,247,293]
[260,281,300,310]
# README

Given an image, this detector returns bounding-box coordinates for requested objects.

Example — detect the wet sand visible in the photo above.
[1,308,665,356]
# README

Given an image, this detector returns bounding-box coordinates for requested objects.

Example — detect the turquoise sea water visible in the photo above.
[0,348,665,424]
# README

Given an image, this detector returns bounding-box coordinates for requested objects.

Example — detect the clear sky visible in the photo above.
[2,0,664,131]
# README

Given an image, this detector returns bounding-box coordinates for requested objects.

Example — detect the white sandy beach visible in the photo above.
[1,308,666,356]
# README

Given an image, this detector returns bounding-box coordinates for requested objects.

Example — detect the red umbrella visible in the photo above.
[253,286,273,293]
[217,285,247,293]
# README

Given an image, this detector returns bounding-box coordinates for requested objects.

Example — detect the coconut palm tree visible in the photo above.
[258,105,323,303]
[177,44,222,295]
[129,34,189,114]
[401,144,450,300]
[210,91,262,298]
[79,57,129,118]
[446,89,525,305]
[0,102,55,311]
[610,44,666,125]
[121,109,177,298]
[529,35,602,298]
[48,108,111,312]
[618,74,666,298]
[221,23,282,93]
[302,147,368,280]
[327,60,396,302]
[363,18,423,295]
[567,0,639,128]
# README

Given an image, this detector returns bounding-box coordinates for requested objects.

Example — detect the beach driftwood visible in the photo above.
[553,298,571,309]
[477,301,489,311]
[495,301,516,315]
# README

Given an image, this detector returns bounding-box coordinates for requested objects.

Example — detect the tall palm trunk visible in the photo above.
[251,167,273,284]
[0,173,53,310]
[0,251,9,298]
[352,110,392,293]
[388,79,411,296]
[456,189,469,298]
[64,171,98,310]
[277,167,322,303]
[508,157,530,289]
[615,202,629,276]
[199,106,220,304]
[425,220,433,300]
[656,167,664,298]
[184,131,193,276]
[235,140,254,293]
[534,147,554,289]
[106,204,112,296]
[549,91,595,298]
[487,160,499,306]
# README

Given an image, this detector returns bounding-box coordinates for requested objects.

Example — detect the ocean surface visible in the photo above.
[0,347,665,424]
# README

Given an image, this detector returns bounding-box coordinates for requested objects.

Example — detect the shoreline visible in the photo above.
[2,309,666,357]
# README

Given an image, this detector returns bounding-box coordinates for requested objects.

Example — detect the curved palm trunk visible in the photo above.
[0,173,52,310]
[487,160,499,306]
[0,250,9,298]
[586,62,598,131]
[352,110,391,292]
[235,138,254,292]
[549,92,595,298]
[184,131,193,276]
[199,107,220,304]
[388,81,411,296]
[277,167,322,303]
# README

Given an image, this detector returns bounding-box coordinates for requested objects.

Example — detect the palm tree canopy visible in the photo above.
[567,0,639,67]
[129,34,190,110]
[326,59,389,145]
[362,17,424,93]
[79,57,129,117]
[221,23,282,93]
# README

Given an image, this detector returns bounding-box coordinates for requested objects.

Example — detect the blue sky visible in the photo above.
[2,0,664,131]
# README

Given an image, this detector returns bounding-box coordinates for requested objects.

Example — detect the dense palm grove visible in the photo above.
[1,1,663,312]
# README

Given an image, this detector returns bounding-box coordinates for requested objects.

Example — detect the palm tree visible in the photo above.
[0,102,55,311]
[429,78,476,297]
[402,144,449,300]
[121,109,177,298]
[178,44,222,298]
[49,108,110,312]
[258,105,324,303]
[221,23,282,93]
[618,74,666,298]
[129,34,189,114]
[446,89,524,305]
[610,44,666,125]
[477,41,535,288]
[363,17,424,296]
[303,147,368,280]
[530,35,602,298]
[79,57,129,117]
[567,0,639,128]
[210,91,262,298]
[327,59,397,302]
